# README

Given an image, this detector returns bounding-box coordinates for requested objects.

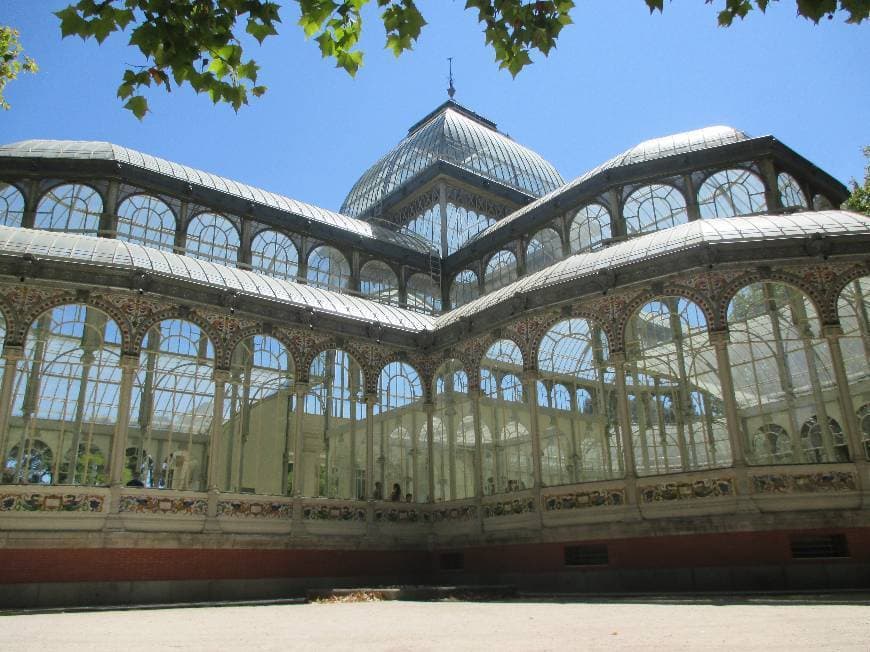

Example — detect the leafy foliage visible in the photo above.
[844,146,870,216]
[0,26,38,110]
[51,0,870,118]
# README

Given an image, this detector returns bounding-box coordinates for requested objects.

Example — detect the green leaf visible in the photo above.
[124,95,148,119]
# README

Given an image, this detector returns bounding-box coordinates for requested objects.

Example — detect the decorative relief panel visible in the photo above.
[302,503,367,522]
[543,488,625,512]
[751,471,857,494]
[482,496,536,518]
[374,506,421,524]
[118,494,208,515]
[424,504,478,523]
[640,478,734,503]
[0,492,105,513]
[217,499,293,519]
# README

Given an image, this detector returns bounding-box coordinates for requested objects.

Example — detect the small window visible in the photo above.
[564,544,609,566]
[440,552,465,571]
[790,534,849,559]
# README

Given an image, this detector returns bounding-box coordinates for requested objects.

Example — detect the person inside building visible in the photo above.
[390,483,401,501]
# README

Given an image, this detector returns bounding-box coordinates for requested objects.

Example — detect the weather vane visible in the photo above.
[447,57,456,100]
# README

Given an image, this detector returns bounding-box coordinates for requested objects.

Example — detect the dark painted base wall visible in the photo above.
[2,527,869,608]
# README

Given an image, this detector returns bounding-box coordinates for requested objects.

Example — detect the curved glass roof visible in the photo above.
[438,210,870,326]
[341,101,564,218]
[0,139,431,254]
[468,126,752,245]
[0,226,434,332]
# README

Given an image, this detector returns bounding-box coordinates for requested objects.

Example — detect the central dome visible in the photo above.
[341,100,564,218]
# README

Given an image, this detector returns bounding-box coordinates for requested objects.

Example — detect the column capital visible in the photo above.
[1,345,25,362]
[213,368,232,383]
[293,381,310,395]
[821,323,843,339]
[119,353,141,370]
[707,329,731,346]
[522,369,540,383]
[609,350,627,364]
[365,392,378,407]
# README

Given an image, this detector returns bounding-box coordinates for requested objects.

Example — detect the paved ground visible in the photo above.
[1,598,869,651]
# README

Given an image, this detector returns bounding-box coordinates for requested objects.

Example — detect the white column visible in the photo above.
[425,401,435,503]
[207,368,230,491]
[108,354,139,486]
[365,392,376,498]
[290,382,308,496]
[0,345,23,466]
[523,370,543,489]
[824,324,864,463]
[469,387,484,498]
[611,352,637,479]
[710,330,747,467]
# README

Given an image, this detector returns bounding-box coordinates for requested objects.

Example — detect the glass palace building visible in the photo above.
[0,100,868,606]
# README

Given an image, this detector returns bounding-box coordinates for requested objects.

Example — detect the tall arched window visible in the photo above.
[185,212,239,266]
[698,169,767,218]
[481,339,532,493]
[570,203,611,253]
[307,246,350,292]
[484,250,518,293]
[525,227,563,274]
[446,203,496,254]
[625,298,730,475]
[222,335,294,495]
[406,205,440,255]
[250,230,299,281]
[305,349,365,499]
[623,184,687,235]
[359,260,399,305]
[127,319,214,490]
[0,183,25,228]
[406,273,441,315]
[35,184,102,234]
[449,270,479,309]
[434,360,476,501]
[537,318,621,485]
[728,282,846,465]
[837,276,870,460]
[376,362,428,503]
[116,194,176,251]
[7,305,121,486]
[778,172,808,209]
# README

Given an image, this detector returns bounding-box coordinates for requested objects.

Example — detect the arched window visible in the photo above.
[778,172,808,209]
[7,305,121,486]
[446,203,496,254]
[185,212,239,266]
[406,205,440,255]
[570,203,611,253]
[221,335,294,495]
[623,184,687,235]
[5,440,53,485]
[359,260,399,305]
[449,269,479,309]
[812,194,835,211]
[537,318,621,485]
[250,230,299,281]
[0,183,24,228]
[625,298,730,475]
[728,282,843,465]
[838,276,870,460]
[484,250,518,293]
[698,169,767,218]
[127,319,214,490]
[801,415,848,463]
[525,227,563,274]
[406,273,441,315]
[376,362,427,503]
[116,194,176,251]
[751,423,792,465]
[306,246,350,291]
[305,349,365,499]
[35,184,102,234]
[434,360,476,501]
[480,339,532,493]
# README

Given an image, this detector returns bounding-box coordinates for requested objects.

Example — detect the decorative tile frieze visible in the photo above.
[217,499,293,519]
[543,488,625,512]
[751,471,857,494]
[424,504,478,523]
[482,496,536,518]
[0,492,105,513]
[118,494,208,515]
[302,503,367,522]
[373,506,421,524]
[640,477,734,503]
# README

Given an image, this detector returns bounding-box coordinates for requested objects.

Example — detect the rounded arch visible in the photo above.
[537,318,610,377]
[449,269,479,309]
[619,287,715,352]
[35,183,103,234]
[250,229,299,282]
[525,227,563,275]
[623,183,687,235]
[116,193,177,251]
[307,245,350,291]
[697,168,767,218]
[0,181,26,228]
[406,273,441,315]
[131,306,224,362]
[483,250,518,293]
[778,171,808,209]
[359,260,399,305]
[185,212,240,266]
[570,203,611,253]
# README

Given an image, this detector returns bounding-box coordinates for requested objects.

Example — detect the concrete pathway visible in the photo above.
[1,598,869,651]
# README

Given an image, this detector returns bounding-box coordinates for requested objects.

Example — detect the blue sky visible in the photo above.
[3,1,869,212]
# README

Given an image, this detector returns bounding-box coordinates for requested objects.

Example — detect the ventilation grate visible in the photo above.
[790,534,850,559]
[564,544,609,567]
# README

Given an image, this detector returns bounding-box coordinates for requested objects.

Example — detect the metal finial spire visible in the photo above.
[447,57,456,100]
